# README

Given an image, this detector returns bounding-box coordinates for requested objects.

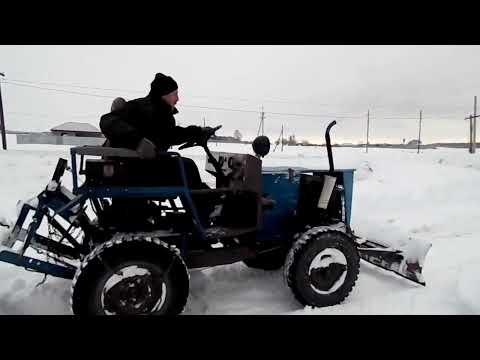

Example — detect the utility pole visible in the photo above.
[261,106,265,136]
[203,117,206,127]
[465,96,479,154]
[0,72,6,150]
[274,124,284,152]
[281,125,284,151]
[473,96,477,153]
[274,125,279,152]
[257,106,265,136]
[465,114,480,153]
[417,110,422,154]
[469,114,473,153]
[366,109,370,153]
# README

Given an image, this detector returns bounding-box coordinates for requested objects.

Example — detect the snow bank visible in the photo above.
[457,260,480,313]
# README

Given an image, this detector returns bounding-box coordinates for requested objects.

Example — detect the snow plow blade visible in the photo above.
[356,238,431,286]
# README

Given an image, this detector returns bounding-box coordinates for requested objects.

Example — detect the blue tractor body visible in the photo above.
[258,168,355,243]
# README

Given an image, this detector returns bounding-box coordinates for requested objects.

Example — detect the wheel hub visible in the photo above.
[101,265,166,315]
[309,248,348,295]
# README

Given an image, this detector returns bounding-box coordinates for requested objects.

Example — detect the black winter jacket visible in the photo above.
[99,95,201,152]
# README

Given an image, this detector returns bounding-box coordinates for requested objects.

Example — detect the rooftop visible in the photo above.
[50,122,100,133]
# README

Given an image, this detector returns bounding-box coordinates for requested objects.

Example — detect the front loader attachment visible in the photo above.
[0,158,82,280]
[355,236,431,286]
[0,213,77,280]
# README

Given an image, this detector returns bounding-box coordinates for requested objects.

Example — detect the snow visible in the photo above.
[1,134,480,314]
[0,227,10,246]
[0,217,13,248]
[46,180,58,192]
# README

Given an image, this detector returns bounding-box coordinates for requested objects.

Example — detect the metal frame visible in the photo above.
[0,199,79,279]
[69,146,207,244]
[0,146,211,279]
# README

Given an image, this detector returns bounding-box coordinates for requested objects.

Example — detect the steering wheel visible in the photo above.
[178,125,222,150]
[178,125,228,184]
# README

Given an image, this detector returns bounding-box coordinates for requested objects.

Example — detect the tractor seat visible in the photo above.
[83,158,185,188]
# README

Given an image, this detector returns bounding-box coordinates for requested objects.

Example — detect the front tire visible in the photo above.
[71,236,189,315]
[285,230,360,308]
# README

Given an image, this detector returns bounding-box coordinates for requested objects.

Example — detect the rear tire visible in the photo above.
[71,236,189,315]
[285,230,359,308]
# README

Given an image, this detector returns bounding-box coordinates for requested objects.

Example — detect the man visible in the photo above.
[99,73,219,228]
[100,73,209,189]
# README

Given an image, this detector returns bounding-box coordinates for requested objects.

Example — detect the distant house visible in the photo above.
[211,135,241,143]
[50,122,104,138]
[407,139,421,146]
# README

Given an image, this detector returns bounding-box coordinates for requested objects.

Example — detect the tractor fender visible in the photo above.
[291,222,352,244]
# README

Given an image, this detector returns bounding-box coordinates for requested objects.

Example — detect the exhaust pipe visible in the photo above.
[316,121,338,210]
[325,121,336,173]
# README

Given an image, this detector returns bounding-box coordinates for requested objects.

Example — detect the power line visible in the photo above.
[372,117,462,120]
[4,77,477,119]
[1,81,261,114]
[4,78,144,94]
[1,80,368,119]
[4,77,337,107]
[180,93,336,107]
[2,78,473,122]
[5,77,475,114]
[2,81,114,99]
[5,111,100,120]
[180,104,260,114]
[267,110,364,119]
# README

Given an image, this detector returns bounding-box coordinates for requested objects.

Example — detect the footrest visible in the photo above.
[204,226,257,240]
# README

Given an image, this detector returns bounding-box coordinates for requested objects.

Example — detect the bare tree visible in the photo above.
[233,129,242,141]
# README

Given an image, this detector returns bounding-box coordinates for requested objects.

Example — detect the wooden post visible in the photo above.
[0,72,6,150]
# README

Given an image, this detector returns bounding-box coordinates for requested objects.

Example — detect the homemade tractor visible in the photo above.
[0,121,431,315]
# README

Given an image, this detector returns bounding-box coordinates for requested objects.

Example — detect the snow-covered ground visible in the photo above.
[1,134,479,315]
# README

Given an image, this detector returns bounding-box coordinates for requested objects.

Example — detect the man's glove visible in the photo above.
[136,138,157,159]
[197,126,217,144]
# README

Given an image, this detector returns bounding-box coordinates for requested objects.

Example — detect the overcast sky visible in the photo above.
[1,45,479,144]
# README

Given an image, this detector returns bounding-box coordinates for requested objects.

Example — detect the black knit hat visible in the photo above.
[149,73,178,98]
